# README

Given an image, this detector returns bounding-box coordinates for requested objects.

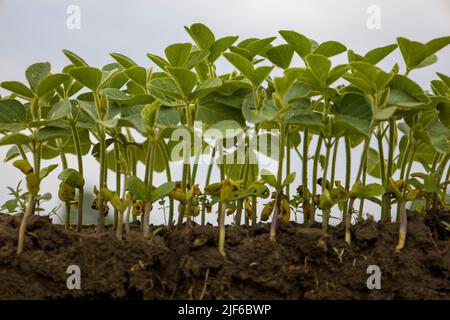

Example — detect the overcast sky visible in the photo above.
[0,0,449,224]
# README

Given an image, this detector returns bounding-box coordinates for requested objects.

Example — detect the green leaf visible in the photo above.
[126,176,147,200]
[0,81,34,99]
[437,72,450,88]
[388,74,430,105]
[426,36,450,56]
[282,172,296,186]
[374,106,397,120]
[124,66,147,87]
[0,99,27,132]
[68,66,103,91]
[334,93,372,137]
[39,164,58,180]
[285,109,324,129]
[267,44,294,69]
[48,99,72,120]
[364,44,398,65]
[3,145,21,162]
[327,64,350,86]
[166,67,198,98]
[314,41,346,57]
[397,37,429,71]
[251,66,274,87]
[0,133,31,146]
[165,43,192,67]
[110,52,137,68]
[37,126,70,142]
[244,37,276,58]
[279,30,311,59]
[306,54,331,83]
[197,97,245,125]
[58,168,85,188]
[190,78,222,100]
[425,117,450,154]
[37,73,70,97]
[208,36,239,63]
[185,23,215,50]
[26,62,51,91]
[223,52,254,79]
[204,120,243,139]
[186,50,209,69]
[242,95,277,124]
[415,54,437,69]
[147,53,170,70]
[62,50,88,67]
[351,182,384,198]
[261,169,278,188]
[151,181,175,202]
[142,101,161,127]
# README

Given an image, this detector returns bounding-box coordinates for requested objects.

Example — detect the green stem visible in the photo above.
[70,124,84,232]
[286,128,291,200]
[396,143,416,252]
[382,119,395,222]
[113,140,121,230]
[59,145,70,229]
[302,129,310,225]
[269,122,285,241]
[17,145,28,161]
[330,138,339,188]
[358,156,368,220]
[218,201,226,256]
[345,119,375,243]
[312,135,323,220]
[143,138,156,239]
[343,136,352,243]
[321,139,332,231]
[17,194,35,255]
[161,143,174,227]
[96,127,106,232]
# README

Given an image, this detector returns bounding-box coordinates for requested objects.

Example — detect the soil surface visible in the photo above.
[0,210,449,300]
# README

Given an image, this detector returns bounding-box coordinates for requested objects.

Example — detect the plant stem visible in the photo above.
[286,128,291,200]
[143,138,156,239]
[218,201,226,256]
[59,146,71,229]
[345,119,375,244]
[330,138,339,187]
[269,123,285,241]
[343,136,352,243]
[17,194,35,255]
[18,145,28,161]
[70,124,85,232]
[96,127,106,232]
[321,139,332,231]
[302,129,310,226]
[113,140,121,230]
[358,157,368,220]
[312,135,323,221]
[396,143,416,252]
[382,119,395,222]
[161,142,174,227]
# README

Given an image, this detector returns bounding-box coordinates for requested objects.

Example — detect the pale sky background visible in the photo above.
[0,0,449,225]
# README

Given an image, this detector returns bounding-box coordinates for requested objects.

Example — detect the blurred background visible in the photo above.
[0,0,449,225]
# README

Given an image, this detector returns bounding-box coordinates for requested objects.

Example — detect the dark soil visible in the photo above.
[0,210,449,300]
